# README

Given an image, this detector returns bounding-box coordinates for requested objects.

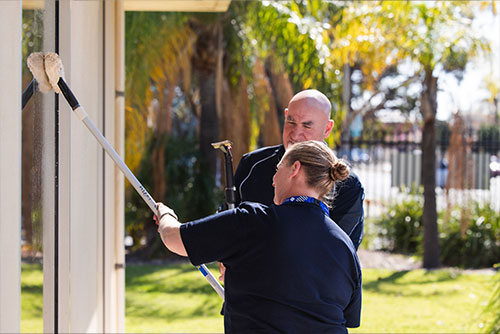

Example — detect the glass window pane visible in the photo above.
[21,2,55,332]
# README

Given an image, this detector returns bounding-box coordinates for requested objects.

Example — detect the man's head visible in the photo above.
[282,89,334,149]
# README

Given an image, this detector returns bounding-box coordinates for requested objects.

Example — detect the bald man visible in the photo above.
[234,89,365,249]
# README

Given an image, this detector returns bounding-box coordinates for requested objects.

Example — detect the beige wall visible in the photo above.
[0,2,22,333]
[106,0,125,332]
[59,0,103,331]
[3,0,227,332]
[55,0,123,332]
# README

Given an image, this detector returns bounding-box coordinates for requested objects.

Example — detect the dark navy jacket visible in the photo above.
[234,144,365,249]
[181,201,362,333]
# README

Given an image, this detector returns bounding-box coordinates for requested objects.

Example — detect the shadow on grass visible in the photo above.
[362,269,464,297]
[144,279,220,295]
[21,263,43,272]
[125,262,224,321]
[126,262,222,295]
[126,294,221,320]
[126,262,207,281]
[21,283,43,294]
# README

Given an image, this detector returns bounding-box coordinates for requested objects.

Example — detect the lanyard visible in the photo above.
[282,196,330,217]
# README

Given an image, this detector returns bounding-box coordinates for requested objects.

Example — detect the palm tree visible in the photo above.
[321,1,490,268]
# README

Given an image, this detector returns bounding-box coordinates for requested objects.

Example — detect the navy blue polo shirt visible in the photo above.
[180,201,362,333]
[234,144,365,250]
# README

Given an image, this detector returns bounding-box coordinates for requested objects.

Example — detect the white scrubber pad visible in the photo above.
[43,52,65,94]
[27,52,52,93]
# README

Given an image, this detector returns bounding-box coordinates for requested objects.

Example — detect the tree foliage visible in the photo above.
[123,1,494,260]
[125,12,194,173]
[320,0,491,268]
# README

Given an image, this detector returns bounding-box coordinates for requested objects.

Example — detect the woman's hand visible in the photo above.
[154,202,187,257]
[155,203,178,224]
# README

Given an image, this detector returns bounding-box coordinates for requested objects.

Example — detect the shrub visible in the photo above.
[374,193,500,268]
[375,188,423,254]
[125,134,219,259]
[482,264,500,334]
[440,203,500,268]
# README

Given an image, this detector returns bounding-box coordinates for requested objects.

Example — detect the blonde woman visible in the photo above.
[155,140,361,333]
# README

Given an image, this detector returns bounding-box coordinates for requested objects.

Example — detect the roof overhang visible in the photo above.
[125,0,231,12]
[23,0,231,12]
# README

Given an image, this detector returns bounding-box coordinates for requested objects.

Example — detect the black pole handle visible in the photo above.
[224,147,236,206]
[212,140,237,209]
[57,78,80,110]
[22,79,36,110]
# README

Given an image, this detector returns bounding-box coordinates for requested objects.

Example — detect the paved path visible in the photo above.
[358,249,497,274]
[358,249,421,270]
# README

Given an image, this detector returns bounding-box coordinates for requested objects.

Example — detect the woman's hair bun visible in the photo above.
[330,160,350,182]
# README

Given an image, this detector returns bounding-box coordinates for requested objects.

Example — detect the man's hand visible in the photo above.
[219,262,226,283]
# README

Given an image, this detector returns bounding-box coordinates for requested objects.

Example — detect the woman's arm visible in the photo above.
[156,203,187,256]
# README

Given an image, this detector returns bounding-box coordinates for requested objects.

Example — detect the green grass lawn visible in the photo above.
[21,263,44,333]
[21,262,497,333]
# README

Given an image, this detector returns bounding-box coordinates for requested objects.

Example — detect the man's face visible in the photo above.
[282,99,333,149]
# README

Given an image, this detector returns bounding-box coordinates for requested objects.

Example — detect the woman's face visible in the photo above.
[272,159,292,205]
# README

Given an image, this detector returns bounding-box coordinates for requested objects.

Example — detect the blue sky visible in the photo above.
[437,9,500,121]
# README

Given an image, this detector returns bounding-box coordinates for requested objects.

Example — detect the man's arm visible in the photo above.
[330,173,365,249]
[233,145,284,206]
[233,154,250,206]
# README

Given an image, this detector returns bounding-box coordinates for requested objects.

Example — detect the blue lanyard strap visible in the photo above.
[282,196,330,217]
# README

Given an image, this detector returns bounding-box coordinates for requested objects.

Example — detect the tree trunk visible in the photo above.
[253,57,281,147]
[198,71,220,176]
[140,81,176,260]
[420,70,440,269]
[265,55,294,128]
[150,85,171,203]
[192,21,222,179]
[445,113,471,235]
[220,75,250,169]
[494,97,499,126]
[340,62,353,158]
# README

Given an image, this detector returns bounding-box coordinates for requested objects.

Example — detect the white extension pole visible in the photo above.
[57,78,225,300]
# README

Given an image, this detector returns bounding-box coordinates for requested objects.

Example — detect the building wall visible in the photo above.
[55,1,122,332]
[1,0,228,332]
[0,0,123,332]
[0,2,22,333]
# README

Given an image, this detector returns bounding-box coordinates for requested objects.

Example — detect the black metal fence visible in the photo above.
[337,136,500,219]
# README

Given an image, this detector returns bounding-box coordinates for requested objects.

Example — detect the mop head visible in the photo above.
[27,53,52,93]
[26,52,65,94]
[44,52,64,94]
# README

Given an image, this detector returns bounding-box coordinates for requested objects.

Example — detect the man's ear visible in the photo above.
[324,119,334,138]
